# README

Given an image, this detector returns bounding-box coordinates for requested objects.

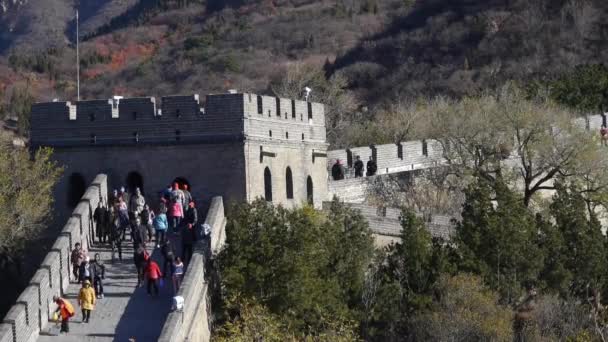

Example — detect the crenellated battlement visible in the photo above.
[30,93,326,147]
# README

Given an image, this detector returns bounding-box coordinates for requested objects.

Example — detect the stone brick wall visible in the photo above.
[244,140,328,209]
[158,196,227,342]
[0,174,107,342]
[49,143,246,222]
[242,93,326,142]
[322,202,454,247]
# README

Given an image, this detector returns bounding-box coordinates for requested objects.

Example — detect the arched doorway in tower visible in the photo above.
[285,167,294,199]
[264,167,272,202]
[173,177,191,191]
[67,173,87,208]
[126,171,144,194]
[306,176,313,205]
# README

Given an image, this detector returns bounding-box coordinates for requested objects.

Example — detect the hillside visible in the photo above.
[332,0,608,103]
[0,0,406,102]
[0,0,607,135]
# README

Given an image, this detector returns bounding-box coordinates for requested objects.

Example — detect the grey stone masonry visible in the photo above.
[158,196,227,342]
[30,92,325,148]
[323,202,454,240]
[1,175,107,342]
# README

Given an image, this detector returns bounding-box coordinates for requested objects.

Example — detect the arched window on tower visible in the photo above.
[126,171,144,195]
[264,167,272,202]
[306,176,313,205]
[286,167,293,199]
[67,173,86,208]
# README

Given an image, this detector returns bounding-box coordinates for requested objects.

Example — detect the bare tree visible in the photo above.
[421,84,607,207]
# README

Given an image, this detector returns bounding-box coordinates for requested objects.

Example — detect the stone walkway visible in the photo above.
[37,234,179,342]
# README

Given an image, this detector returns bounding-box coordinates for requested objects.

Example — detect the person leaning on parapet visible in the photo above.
[91,253,106,299]
[78,279,96,323]
[172,257,184,294]
[331,159,345,180]
[366,156,377,177]
[71,243,86,283]
[354,155,364,178]
[53,295,75,333]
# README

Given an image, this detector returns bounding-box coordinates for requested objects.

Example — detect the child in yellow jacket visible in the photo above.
[78,279,96,323]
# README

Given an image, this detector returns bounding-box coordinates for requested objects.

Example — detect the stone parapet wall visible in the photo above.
[327,113,605,181]
[0,174,108,342]
[327,139,444,179]
[29,93,326,148]
[158,196,227,342]
[323,202,454,241]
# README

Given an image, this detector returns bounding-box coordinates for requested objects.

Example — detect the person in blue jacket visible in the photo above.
[153,204,169,248]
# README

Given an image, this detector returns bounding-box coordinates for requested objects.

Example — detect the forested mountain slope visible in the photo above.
[332,0,608,103]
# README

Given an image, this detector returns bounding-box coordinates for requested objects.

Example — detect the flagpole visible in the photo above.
[76,10,80,101]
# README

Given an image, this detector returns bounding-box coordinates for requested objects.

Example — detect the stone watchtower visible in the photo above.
[30,93,328,220]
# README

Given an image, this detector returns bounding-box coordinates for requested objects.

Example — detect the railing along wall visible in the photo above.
[0,174,108,342]
[158,196,227,342]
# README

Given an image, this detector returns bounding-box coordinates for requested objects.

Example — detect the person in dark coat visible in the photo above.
[181,200,198,265]
[331,159,345,180]
[132,217,147,248]
[140,204,154,244]
[161,240,175,279]
[354,155,364,177]
[366,156,377,176]
[134,244,148,288]
[109,208,123,262]
[93,203,107,243]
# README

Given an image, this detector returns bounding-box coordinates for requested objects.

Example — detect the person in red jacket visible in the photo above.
[144,259,163,296]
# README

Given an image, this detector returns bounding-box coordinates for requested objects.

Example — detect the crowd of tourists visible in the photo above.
[52,181,211,334]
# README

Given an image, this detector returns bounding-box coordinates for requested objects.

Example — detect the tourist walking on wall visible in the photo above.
[161,240,175,278]
[145,259,163,296]
[78,279,96,323]
[183,184,193,212]
[141,204,154,243]
[134,244,149,288]
[170,197,184,233]
[71,243,86,283]
[91,253,106,299]
[354,155,364,177]
[181,200,198,265]
[132,216,148,248]
[53,295,75,333]
[93,202,108,243]
[109,208,124,262]
[331,159,345,180]
[130,187,146,216]
[79,256,92,284]
[172,257,184,294]
[366,156,377,176]
[154,205,168,248]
